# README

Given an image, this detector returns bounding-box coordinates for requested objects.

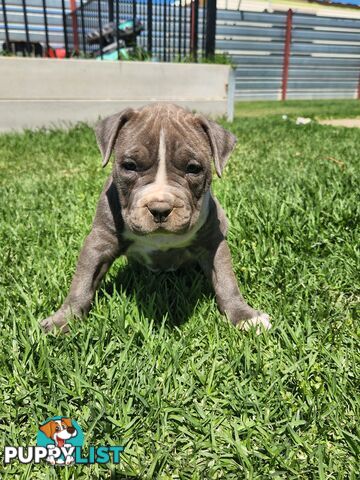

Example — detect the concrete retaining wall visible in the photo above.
[0,58,234,132]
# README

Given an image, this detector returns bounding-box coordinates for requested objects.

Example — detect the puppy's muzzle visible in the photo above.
[67,427,76,435]
[147,201,173,223]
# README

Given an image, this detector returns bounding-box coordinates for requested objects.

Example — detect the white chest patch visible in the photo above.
[123,217,206,271]
[124,229,198,262]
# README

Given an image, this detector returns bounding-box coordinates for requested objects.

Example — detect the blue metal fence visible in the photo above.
[216,9,360,100]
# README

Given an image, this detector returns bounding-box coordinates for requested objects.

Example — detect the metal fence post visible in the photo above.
[205,0,216,58]
[147,0,152,55]
[1,0,10,47]
[42,0,50,54]
[61,0,69,56]
[178,0,182,58]
[281,9,293,101]
[21,0,31,55]
[133,0,137,47]
[116,0,120,58]
[80,0,86,55]
[190,0,199,61]
[97,0,103,59]
[108,0,114,22]
[182,0,187,57]
[163,0,167,61]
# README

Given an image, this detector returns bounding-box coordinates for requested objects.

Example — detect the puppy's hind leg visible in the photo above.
[40,228,120,333]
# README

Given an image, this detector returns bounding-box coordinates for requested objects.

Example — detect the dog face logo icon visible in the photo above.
[40,418,77,447]
[37,416,84,465]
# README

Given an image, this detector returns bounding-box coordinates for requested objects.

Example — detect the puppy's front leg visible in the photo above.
[200,239,271,332]
[40,228,120,333]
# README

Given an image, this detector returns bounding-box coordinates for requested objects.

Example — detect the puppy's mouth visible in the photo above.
[124,206,193,236]
[150,226,171,234]
[129,221,191,236]
[56,437,66,448]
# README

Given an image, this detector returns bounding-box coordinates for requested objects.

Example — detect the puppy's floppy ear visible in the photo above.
[95,108,135,168]
[39,421,56,439]
[196,115,237,178]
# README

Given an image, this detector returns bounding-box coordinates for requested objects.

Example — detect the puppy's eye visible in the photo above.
[55,426,60,431]
[186,163,202,175]
[123,160,137,171]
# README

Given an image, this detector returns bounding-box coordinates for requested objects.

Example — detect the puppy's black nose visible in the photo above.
[67,426,76,434]
[148,203,173,223]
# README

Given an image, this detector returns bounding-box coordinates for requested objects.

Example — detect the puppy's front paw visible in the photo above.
[39,313,69,334]
[237,312,272,334]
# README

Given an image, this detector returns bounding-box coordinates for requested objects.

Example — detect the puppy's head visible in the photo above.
[95,103,236,235]
[39,418,76,440]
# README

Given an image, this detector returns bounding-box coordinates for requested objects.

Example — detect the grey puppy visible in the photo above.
[40,103,271,333]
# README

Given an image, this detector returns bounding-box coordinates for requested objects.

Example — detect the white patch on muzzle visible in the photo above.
[155,128,167,188]
[143,128,169,200]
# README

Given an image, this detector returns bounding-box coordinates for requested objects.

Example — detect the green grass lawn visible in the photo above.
[235,99,360,120]
[0,101,359,479]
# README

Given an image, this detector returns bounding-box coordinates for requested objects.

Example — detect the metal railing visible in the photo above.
[0,0,215,61]
[65,0,211,61]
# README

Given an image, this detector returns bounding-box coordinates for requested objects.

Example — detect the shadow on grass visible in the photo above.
[102,262,213,329]
[110,472,142,480]
[111,474,142,480]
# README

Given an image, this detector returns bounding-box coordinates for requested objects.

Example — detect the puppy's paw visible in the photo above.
[39,313,69,334]
[237,312,272,334]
